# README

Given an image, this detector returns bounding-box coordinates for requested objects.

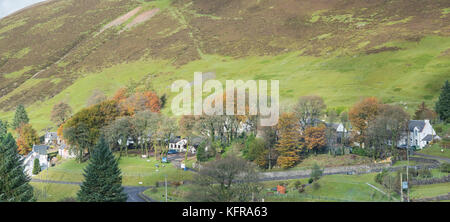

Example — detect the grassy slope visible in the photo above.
[2,36,450,132]
[417,144,450,159]
[34,156,194,186]
[31,182,80,202]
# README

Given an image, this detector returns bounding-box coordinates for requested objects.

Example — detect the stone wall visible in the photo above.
[410,175,450,186]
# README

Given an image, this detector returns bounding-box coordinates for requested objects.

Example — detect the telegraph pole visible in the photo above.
[406,129,410,202]
[400,172,403,202]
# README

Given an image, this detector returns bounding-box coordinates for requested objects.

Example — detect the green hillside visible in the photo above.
[0,0,449,133]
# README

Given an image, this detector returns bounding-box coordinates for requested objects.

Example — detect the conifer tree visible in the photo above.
[77,137,127,202]
[436,80,450,123]
[0,132,35,202]
[12,105,29,130]
[32,158,41,175]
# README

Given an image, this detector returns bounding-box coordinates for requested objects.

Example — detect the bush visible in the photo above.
[155,181,160,188]
[440,163,450,173]
[32,158,41,175]
[351,147,369,157]
[308,178,314,184]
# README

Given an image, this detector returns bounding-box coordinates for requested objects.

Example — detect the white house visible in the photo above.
[23,145,49,176]
[169,138,188,152]
[398,120,440,149]
[44,132,61,145]
[169,137,198,154]
[58,143,76,159]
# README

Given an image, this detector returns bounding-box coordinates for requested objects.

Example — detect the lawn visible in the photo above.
[143,184,193,202]
[410,183,450,200]
[266,154,373,172]
[34,155,194,186]
[417,144,450,159]
[30,182,79,202]
[261,173,393,202]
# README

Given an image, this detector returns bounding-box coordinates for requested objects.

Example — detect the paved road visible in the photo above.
[31,179,151,202]
[414,152,450,163]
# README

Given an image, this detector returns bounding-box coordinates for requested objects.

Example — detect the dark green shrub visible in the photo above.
[308,178,314,184]
[351,147,369,157]
[310,163,323,181]
[32,158,41,175]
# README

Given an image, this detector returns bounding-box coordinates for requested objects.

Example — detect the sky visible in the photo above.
[0,0,46,18]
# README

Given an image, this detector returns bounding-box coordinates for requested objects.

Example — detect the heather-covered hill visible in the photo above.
[0,0,449,132]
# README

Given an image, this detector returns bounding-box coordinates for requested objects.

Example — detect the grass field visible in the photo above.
[143,184,193,202]
[267,154,373,172]
[34,155,194,186]
[410,183,450,200]
[261,173,393,202]
[30,182,79,202]
[417,144,450,159]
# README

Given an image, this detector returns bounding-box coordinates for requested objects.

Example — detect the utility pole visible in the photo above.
[406,129,410,202]
[400,172,403,202]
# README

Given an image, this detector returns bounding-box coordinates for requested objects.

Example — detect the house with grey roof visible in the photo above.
[398,120,440,149]
[23,145,49,176]
[44,132,61,145]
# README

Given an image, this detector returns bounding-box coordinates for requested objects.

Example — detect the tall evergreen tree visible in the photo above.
[12,105,29,130]
[0,119,7,136]
[77,137,127,202]
[0,132,35,202]
[436,80,450,123]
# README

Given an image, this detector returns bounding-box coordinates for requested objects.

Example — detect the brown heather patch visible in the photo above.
[0,0,450,110]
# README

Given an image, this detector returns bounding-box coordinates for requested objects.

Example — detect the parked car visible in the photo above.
[168,149,178,154]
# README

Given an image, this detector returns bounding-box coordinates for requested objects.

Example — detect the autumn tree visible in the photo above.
[294,95,326,131]
[119,91,161,115]
[12,104,29,130]
[276,113,302,168]
[63,100,120,161]
[348,97,381,147]
[304,124,327,155]
[414,102,436,121]
[51,102,72,127]
[16,124,39,155]
[366,105,410,159]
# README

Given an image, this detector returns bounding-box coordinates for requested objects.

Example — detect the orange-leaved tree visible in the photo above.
[276,112,302,169]
[16,124,39,155]
[304,124,327,154]
[348,97,381,147]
